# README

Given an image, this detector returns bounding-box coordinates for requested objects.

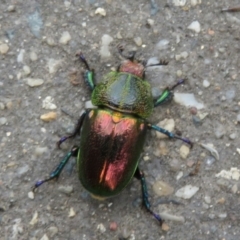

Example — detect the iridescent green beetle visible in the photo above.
[33,46,192,225]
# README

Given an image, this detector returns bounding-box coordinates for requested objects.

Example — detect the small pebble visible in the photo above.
[174,93,204,109]
[173,0,186,7]
[175,185,199,199]
[0,117,7,125]
[156,39,169,50]
[100,34,113,59]
[97,223,106,233]
[64,1,71,8]
[214,124,225,139]
[191,0,198,6]
[48,58,62,74]
[42,96,57,110]
[0,102,5,110]
[175,51,188,61]
[237,114,240,123]
[29,211,38,225]
[134,37,142,46]
[189,106,198,115]
[147,18,154,27]
[23,65,31,76]
[58,185,74,195]
[25,78,44,87]
[40,234,49,240]
[95,8,106,16]
[188,21,201,33]
[7,5,16,12]
[229,133,236,140]
[46,37,56,46]
[203,79,210,88]
[59,31,71,44]
[217,198,225,204]
[218,213,227,219]
[40,112,57,122]
[152,181,174,196]
[68,207,76,218]
[109,221,118,231]
[47,226,58,238]
[179,145,190,159]
[85,100,96,109]
[204,195,211,204]
[232,184,238,194]
[29,51,38,61]
[28,191,34,199]
[0,43,9,54]
[161,222,170,231]
[35,147,48,156]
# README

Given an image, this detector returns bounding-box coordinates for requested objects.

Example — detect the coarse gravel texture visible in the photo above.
[1,1,240,240]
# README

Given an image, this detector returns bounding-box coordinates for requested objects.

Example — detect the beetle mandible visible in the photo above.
[33,46,192,225]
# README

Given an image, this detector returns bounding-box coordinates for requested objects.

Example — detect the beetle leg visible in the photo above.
[57,110,87,148]
[134,167,163,225]
[149,123,193,148]
[32,146,79,191]
[76,52,95,90]
[153,78,186,107]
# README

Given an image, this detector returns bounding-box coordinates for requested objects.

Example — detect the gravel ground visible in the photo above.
[1,1,240,240]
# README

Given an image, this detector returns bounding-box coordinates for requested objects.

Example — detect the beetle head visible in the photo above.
[119,59,145,78]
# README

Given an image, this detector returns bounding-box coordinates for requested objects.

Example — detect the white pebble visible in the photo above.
[156,39,169,50]
[85,100,96,109]
[174,93,204,109]
[29,51,38,61]
[42,96,57,110]
[24,78,44,87]
[175,185,199,199]
[97,223,106,233]
[188,21,201,33]
[95,8,106,16]
[179,145,190,159]
[173,0,186,6]
[23,65,31,76]
[134,37,142,46]
[59,31,71,44]
[203,79,210,88]
[0,43,9,54]
[48,58,62,74]
[28,191,34,199]
[17,49,25,63]
[100,34,113,60]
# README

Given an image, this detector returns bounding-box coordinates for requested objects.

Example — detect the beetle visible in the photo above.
[33,46,192,225]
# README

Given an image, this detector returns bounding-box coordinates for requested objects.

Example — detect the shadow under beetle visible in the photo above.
[33,46,192,225]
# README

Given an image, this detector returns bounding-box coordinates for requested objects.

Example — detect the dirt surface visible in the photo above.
[1,1,240,240]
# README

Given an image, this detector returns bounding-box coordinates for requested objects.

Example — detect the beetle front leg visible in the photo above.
[154,78,186,107]
[76,52,95,91]
[57,110,87,148]
[32,146,79,191]
[149,123,193,148]
[134,167,163,225]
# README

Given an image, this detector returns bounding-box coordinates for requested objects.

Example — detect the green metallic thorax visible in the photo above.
[91,71,154,118]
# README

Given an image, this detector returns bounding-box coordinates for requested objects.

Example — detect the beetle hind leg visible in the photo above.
[154,78,186,107]
[32,146,79,191]
[134,167,163,225]
[57,110,87,148]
